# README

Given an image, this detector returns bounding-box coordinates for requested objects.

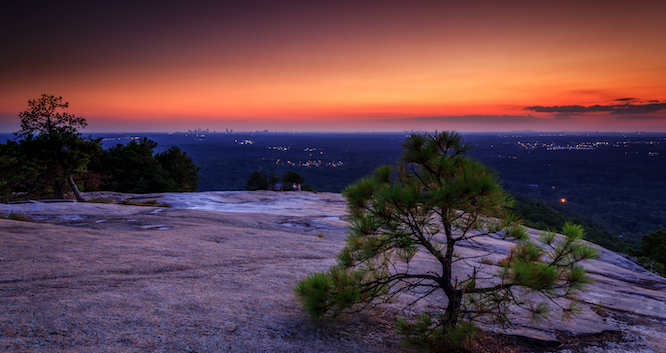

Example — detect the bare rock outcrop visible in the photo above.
[1,191,664,352]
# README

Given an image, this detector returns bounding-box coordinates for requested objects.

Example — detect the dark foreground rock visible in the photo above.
[1,191,664,352]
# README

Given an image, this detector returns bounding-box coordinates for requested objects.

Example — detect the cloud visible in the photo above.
[407,115,537,123]
[613,114,666,120]
[525,102,666,115]
[614,98,636,102]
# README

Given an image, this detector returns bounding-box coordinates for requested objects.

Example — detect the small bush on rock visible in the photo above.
[6,211,33,222]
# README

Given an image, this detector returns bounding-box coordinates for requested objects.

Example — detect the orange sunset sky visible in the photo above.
[1,1,665,132]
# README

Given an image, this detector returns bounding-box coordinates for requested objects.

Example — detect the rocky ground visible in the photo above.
[1,191,665,352]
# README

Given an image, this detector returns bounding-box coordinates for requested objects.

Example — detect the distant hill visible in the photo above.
[509,193,627,252]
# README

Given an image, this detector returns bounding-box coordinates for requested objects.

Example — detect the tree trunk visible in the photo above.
[444,288,463,329]
[55,181,66,199]
[68,176,85,202]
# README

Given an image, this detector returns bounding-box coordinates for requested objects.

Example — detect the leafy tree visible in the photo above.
[632,230,666,275]
[282,171,303,191]
[281,171,311,191]
[0,141,26,202]
[268,171,280,191]
[9,95,101,201]
[92,138,201,193]
[21,132,102,200]
[155,146,201,192]
[282,170,305,186]
[245,171,269,191]
[98,138,176,193]
[295,132,598,348]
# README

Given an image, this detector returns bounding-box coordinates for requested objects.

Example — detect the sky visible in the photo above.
[1,0,665,133]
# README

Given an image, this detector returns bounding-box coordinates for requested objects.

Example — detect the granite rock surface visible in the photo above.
[1,191,664,352]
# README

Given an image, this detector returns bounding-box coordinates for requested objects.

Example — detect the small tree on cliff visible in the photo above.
[14,95,101,201]
[295,132,598,350]
[16,95,87,138]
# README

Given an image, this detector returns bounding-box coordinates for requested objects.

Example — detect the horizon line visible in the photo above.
[2,130,665,135]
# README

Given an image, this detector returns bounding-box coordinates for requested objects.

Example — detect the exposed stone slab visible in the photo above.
[1,191,664,352]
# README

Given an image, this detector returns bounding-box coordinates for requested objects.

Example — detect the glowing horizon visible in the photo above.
[2,1,665,133]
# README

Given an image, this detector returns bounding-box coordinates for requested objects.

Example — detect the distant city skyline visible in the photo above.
[2,1,665,133]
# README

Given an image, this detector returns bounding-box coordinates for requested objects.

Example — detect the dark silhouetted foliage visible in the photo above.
[631,230,666,275]
[16,95,87,138]
[1,95,102,201]
[155,146,201,192]
[281,171,305,186]
[245,171,269,191]
[96,137,200,193]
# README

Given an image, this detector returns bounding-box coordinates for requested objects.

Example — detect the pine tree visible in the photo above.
[11,95,101,201]
[295,132,598,349]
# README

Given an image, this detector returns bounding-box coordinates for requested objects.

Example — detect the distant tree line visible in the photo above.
[0,95,201,202]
